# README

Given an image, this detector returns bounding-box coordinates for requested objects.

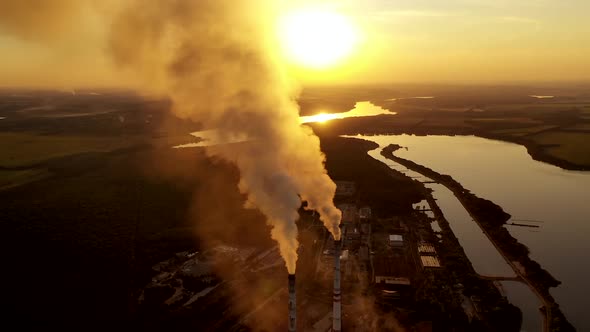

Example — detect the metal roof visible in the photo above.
[420,256,441,268]
[375,276,411,285]
[389,234,403,242]
[418,243,436,254]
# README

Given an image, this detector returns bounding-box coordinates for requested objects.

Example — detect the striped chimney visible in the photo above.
[288,274,296,332]
[333,239,342,332]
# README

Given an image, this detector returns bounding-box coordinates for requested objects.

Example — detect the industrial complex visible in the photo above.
[280,180,444,331]
[136,179,458,331]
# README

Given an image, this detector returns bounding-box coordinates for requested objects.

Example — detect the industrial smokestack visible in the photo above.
[106,0,343,275]
[333,240,342,332]
[288,274,297,332]
[0,0,345,284]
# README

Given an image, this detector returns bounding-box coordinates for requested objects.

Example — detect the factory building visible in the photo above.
[373,255,413,301]
[373,256,413,286]
[417,242,441,269]
[418,242,436,255]
[420,256,441,269]
[344,226,360,247]
[389,234,404,247]
[359,206,372,220]
[335,181,356,197]
[338,203,358,226]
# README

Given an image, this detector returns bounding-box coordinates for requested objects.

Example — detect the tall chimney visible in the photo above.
[333,239,342,332]
[288,273,296,332]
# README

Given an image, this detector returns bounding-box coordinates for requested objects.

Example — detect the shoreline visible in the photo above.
[421,185,522,331]
[380,144,576,332]
[363,141,523,330]
[476,132,590,172]
[309,115,590,172]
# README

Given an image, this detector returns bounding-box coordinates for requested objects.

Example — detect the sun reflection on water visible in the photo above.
[174,101,396,148]
[299,101,395,124]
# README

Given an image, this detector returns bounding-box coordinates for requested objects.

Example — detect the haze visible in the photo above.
[1,0,590,88]
[1,1,590,331]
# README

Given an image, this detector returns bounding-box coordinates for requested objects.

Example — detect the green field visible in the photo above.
[529,131,590,166]
[490,125,558,137]
[484,104,590,112]
[0,132,146,168]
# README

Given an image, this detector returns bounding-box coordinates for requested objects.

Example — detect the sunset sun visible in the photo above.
[278,9,360,69]
[1,1,588,330]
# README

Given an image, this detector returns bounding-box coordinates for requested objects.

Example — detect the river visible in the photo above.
[352,134,589,331]
[175,100,587,330]
[174,101,395,148]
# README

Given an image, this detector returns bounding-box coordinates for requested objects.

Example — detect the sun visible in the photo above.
[278,9,360,69]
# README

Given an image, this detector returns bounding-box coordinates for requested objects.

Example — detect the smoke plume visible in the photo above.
[0,0,84,40]
[0,0,342,273]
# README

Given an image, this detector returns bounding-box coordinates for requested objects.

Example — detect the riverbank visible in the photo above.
[306,97,590,172]
[478,132,590,172]
[420,186,522,331]
[381,144,576,332]
[322,136,522,330]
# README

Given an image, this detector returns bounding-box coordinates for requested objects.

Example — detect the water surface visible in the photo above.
[358,134,590,331]
[174,101,395,148]
[500,281,543,332]
[300,101,395,124]
[367,145,514,276]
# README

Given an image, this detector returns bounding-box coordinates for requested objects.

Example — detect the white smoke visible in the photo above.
[0,0,342,273]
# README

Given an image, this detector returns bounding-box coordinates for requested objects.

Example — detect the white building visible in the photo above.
[389,234,403,247]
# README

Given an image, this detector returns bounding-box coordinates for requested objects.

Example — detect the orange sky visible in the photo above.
[1,0,589,88]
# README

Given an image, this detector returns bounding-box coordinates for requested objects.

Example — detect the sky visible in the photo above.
[308,0,590,84]
[0,0,589,87]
